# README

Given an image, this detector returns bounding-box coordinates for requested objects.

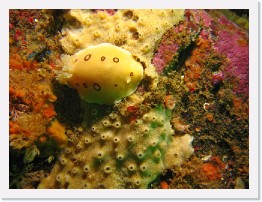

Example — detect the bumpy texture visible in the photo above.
[38,108,194,189]
[213,20,249,97]
[60,10,184,59]
[152,11,200,74]
[58,43,144,105]
[59,9,185,90]
[38,9,195,189]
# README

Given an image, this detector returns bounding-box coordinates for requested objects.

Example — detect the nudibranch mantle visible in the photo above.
[59,43,144,105]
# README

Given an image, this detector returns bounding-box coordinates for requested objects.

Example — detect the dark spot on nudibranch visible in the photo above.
[132,55,140,62]
[130,72,134,76]
[75,59,78,62]
[93,83,101,91]
[76,83,79,86]
[101,56,106,61]
[113,57,119,63]
[84,54,91,61]
[83,83,88,88]
[140,61,146,69]
[114,84,118,87]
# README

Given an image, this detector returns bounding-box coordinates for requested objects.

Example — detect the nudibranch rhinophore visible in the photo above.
[60,43,144,105]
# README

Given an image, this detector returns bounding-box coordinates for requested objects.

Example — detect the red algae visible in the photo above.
[42,105,56,119]
[9,9,249,190]
[152,10,200,74]
[214,29,248,97]
[160,181,169,189]
[9,52,39,71]
[202,163,222,181]
[164,95,176,110]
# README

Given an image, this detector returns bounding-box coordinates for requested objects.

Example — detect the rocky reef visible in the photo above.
[9,9,249,189]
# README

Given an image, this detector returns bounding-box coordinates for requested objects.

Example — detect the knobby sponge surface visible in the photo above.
[60,9,184,60]
[41,10,195,189]
[58,9,185,97]
[38,108,194,189]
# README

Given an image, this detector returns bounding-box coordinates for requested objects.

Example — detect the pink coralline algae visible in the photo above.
[152,42,180,74]
[214,21,248,97]
[152,10,249,98]
[192,11,249,97]
[191,10,249,97]
[189,9,213,27]
[152,10,200,74]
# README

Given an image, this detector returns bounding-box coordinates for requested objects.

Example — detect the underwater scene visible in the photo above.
[9,9,249,189]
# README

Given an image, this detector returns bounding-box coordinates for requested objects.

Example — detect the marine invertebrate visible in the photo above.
[205,113,214,122]
[9,121,29,135]
[230,95,249,119]
[171,117,190,133]
[201,156,226,182]
[201,163,222,181]
[8,9,250,190]
[211,73,224,86]
[187,11,248,97]
[203,103,210,111]
[46,119,68,146]
[38,108,194,189]
[60,10,184,61]
[160,181,169,189]
[42,105,56,119]
[9,52,39,71]
[58,43,144,105]
[164,95,176,110]
[59,9,185,92]
[9,67,57,149]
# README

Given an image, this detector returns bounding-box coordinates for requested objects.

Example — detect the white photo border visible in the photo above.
[1,0,259,199]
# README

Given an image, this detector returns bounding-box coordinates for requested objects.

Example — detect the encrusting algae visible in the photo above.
[9,9,249,189]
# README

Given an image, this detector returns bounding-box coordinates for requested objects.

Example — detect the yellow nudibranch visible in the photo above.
[62,43,144,105]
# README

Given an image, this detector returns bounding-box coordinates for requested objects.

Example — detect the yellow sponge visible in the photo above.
[65,43,143,105]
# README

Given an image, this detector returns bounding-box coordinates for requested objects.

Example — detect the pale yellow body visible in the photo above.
[67,43,143,105]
